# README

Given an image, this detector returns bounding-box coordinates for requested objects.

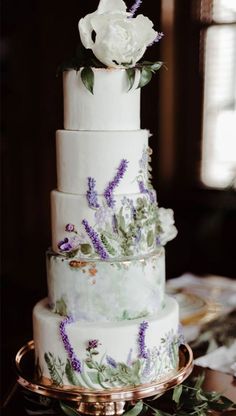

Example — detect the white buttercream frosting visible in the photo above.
[63,69,140,131]
[56,129,149,195]
[33,296,180,390]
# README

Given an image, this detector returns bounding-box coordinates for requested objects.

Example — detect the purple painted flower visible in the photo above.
[59,316,82,373]
[129,0,142,16]
[65,223,75,232]
[138,321,149,359]
[106,355,117,368]
[87,339,99,351]
[82,219,109,260]
[58,238,73,252]
[138,181,155,203]
[87,177,99,209]
[104,159,128,208]
[149,32,164,46]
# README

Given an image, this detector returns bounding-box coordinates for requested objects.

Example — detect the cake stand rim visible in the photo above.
[15,341,193,403]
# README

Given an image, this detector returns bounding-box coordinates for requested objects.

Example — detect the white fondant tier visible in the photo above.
[63,69,140,131]
[47,249,165,322]
[56,129,150,195]
[33,296,180,390]
[51,190,158,259]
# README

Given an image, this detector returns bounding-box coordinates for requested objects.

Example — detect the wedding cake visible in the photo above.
[33,0,181,390]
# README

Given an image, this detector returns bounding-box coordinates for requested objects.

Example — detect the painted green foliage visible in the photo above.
[43,331,180,389]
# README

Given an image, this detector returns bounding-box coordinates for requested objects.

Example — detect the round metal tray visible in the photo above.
[16,341,193,415]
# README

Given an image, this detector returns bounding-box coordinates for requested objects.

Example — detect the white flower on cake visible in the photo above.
[157,208,178,246]
[78,0,157,68]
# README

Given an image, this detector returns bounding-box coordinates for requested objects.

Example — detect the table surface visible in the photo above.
[2,366,236,416]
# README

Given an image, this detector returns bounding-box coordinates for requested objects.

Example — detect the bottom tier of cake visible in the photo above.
[33,296,180,390]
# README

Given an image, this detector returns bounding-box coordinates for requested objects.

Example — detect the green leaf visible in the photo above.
[80,243,92,255]
[126,68,136,90]
[81,67,94,94]
[172,384,183,404]
[55,298,67,316]
[65,360,80,386]
[60,401,80,416]
[87,371,100,385]
[147,230,154,247]
[138,68,153,88]
[123,401,143,416]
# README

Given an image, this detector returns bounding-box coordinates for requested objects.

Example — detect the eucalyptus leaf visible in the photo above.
[60,401,80,416]
[123,400,143,416]
[138,68,153,88]
[81,67,94,94]
[172,384,183,404]
[126,68,136,90]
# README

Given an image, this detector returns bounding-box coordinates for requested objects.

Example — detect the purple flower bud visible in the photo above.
[58,238,73,252]
[87,339,99,351]
[65,223,75,232]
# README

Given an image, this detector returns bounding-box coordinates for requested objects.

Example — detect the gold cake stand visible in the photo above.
[15,341,193,415]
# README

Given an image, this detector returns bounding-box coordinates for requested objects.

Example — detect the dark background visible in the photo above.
[1,0,236,401]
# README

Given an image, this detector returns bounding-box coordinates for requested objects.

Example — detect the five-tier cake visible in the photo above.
[33,0,181,391]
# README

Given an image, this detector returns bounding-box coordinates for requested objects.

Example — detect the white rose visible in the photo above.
[157,208,178,246]
[78,0,157,68]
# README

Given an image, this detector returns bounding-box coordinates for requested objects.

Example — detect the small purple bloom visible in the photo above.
[106,355,117,368]
[138,181,155,204]
[149,32,164,46]
[138,321,149,359]
[82,219,109,260]
[104,159,128,208]
[129,0,142,16]
[87,339,99,351]
[59,316,82,373]
[87,177,100,209]
[58,237,73,252]
[65,223,75,232]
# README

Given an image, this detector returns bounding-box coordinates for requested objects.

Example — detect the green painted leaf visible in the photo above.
[147,230,154,247]
[44,353,63,386]
[81,67,94,94]
[80,243,92,255]
[55,298,67,316]
[87,371,100,385]
[172,384,183,404]
[138,68,152,88]
[65,360,80,386]
[60,401,80,416]
[126,68,136,90]
[123,401,143,416]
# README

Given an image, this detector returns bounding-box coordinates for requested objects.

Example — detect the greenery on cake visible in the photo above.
[42,328,180,390]
[57,0,164,93]
[57,149,177,261]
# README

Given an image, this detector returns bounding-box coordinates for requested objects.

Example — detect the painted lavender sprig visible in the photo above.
[149,32,164,46]
[106,355,117,368]
[104,159,128,208]
[82,219,109,260]
[129,0,142,16]
[138,321,149,359]
[87,177,99,209]
[59,316,82,373]
[138,180,156,204]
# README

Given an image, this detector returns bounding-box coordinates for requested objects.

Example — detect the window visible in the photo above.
[201,0,236,189]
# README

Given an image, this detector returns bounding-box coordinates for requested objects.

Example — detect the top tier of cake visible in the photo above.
[63,68,141,131]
